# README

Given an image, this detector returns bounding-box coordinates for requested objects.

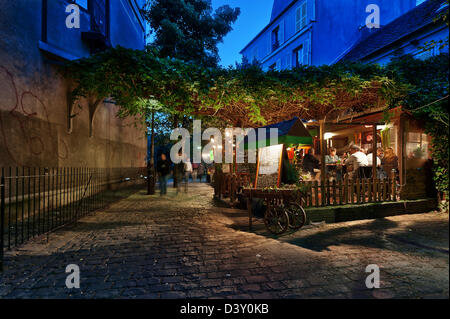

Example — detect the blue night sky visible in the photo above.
[211,0,274,67]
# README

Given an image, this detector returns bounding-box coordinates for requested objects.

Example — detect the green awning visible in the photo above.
[243,117,313,149]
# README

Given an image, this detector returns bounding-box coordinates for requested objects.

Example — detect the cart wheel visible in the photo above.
[286,203,307,230]
[264,206,289,235]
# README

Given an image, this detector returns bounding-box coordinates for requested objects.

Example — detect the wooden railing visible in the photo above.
[298,177,399,207]
[214,171,399,207]
[213,172,252,204]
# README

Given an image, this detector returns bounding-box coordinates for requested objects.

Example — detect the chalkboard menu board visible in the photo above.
[255,144,284,188]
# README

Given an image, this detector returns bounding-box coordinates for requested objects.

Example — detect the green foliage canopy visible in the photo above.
[141,0,240,67]
[65,46,408,127]
[65,48,448,204]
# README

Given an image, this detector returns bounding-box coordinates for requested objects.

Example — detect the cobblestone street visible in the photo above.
[0,183,448,299]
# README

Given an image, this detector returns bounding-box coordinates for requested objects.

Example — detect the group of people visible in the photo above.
[156,154,209,195]
[301,145,399,182]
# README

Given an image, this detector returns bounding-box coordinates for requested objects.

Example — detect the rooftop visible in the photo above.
[271,0,296,22]
[340,0,447,62]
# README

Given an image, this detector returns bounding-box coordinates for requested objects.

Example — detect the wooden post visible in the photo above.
[319,120,326,205]
[384,179,389,201]
[398,115,405,198]
[372,125,377,183]
[230,175,235,204]
[325,180,330,205]
[372,125,377,201]
[332,180,336,205]
[375,179,379,202]
[314,180,319,207]
[247,195,252,230]
[307,181,312,207]
[344,176,348,204]
[356,179,360,204]
[392,176,397,201]
[361,179,366,203]
[350,179,354,204]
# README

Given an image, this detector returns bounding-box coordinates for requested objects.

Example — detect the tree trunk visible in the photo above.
[147,111,156,195]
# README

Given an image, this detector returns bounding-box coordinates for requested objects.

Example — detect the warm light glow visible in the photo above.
[324,133,335,140]
[218,145,223,149]
[211,138,215,143]
[377,125,386,130]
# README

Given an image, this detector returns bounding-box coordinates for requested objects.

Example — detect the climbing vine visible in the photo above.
[386,54,449,208]
[65,47,448,205]
[65,46,407,126]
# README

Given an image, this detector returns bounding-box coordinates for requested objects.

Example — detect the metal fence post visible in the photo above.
[1,169,6,271]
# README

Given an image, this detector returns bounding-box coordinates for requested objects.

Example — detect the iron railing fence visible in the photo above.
[0,167,146,270]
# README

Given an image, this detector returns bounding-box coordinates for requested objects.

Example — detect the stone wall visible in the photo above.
[0,0,147,169]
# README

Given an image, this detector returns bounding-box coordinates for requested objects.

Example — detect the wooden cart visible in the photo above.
[242,188,307,234]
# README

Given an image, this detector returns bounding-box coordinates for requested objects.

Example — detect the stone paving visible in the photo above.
[0,183,448,299]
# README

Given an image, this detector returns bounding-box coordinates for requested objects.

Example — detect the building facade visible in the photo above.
[340,0,449,64]
[240,0,447,70]
[0,0,147,168]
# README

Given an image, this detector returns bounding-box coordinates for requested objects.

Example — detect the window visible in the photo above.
[406,132,430,159]
[276,59,282,70]
[72,0,108,35]
[271,21,284,52]
[294,45,303,67]
[296,1,308,33]
[272,26,280,51]
[90,0,107,35]
[293,41,309,66]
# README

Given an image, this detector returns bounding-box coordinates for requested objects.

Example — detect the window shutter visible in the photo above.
[303,40,309,65]
[286,53,292,69]
[276,59,282,71]
[267,34,271,54]
[301,1,308,29]
[296,7,301,32]
[279,20,285,44]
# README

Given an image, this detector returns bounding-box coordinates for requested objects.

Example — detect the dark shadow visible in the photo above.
[221,208,449,257]
[212,197,232,208]
[285,221,395,252]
